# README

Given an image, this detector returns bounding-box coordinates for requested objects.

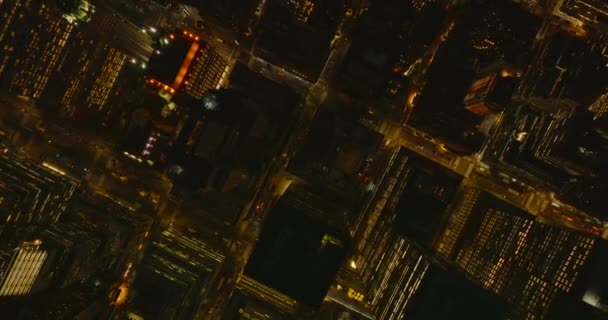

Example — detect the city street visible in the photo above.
[367,115,607,239]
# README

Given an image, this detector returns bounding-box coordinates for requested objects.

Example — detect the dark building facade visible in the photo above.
[244,184,349,308]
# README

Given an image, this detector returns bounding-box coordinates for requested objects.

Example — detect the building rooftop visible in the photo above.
[0,155,78,226]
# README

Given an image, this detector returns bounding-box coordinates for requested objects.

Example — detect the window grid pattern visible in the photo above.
[455,207,595,319]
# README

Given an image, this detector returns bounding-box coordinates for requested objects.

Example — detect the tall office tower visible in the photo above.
[129,227,225,320]
[388,150,462,250]
[463,62,520,116]
[335,0,444,110]
[146,30,229,100]
[0,155,78,227]
[0,0,74,99]
[390,263,509,320]
[356,149,461,312]
[367,237,432,319]
[255,0,344,81]
[182,45,229,98]
[34,222,103,289]
[351,148,410,280]
[545,240,608,319]
[349,148,507,320]
[435,188,600,319]
[85,47,127,111]
[73,192,155,278]
[237,184,349,317]
[0,240,48,296]
[482,98,598,187]
[408,1,539,155]
[325,256,509,320]
[42,31,128,114]
[518,30,608,101]
[89,1,154,61]
[553,0,608,31]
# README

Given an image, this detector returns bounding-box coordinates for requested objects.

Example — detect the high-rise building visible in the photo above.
[394,263,509,320]
[255,0,344,81]
[0,240,48,296]
[0,1,74,99]
[463,62,520,116]
[366,237,432,319]
[518,30,608,101]
[146,30,229,99]
[436,188,599,319]
[350,148,506,320]
[129,227,225,320]
[182,44,229,99]
[334,0,446,109]
[390,154,462,249]
[85,47,127,111]
[349,148,461,262]
[482,98,597,187]
[408,1,540,155]
[0,155,78,227]
[89,1,154,61]
[241,184,349,314]
[35,222,103,289]
[351,148,410,280]
[554,0,608,31]
[42,31,128,114]
[545,239,608,319]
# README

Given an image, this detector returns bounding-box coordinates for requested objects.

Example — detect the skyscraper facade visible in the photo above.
[0,1,74,99]
[129,227,225,319]
[239,184,349,317]
[44,34,128,114]
[0,240,48,296]
[0,155,78,227]
[482,98,598,188]
[436,188,598,319]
